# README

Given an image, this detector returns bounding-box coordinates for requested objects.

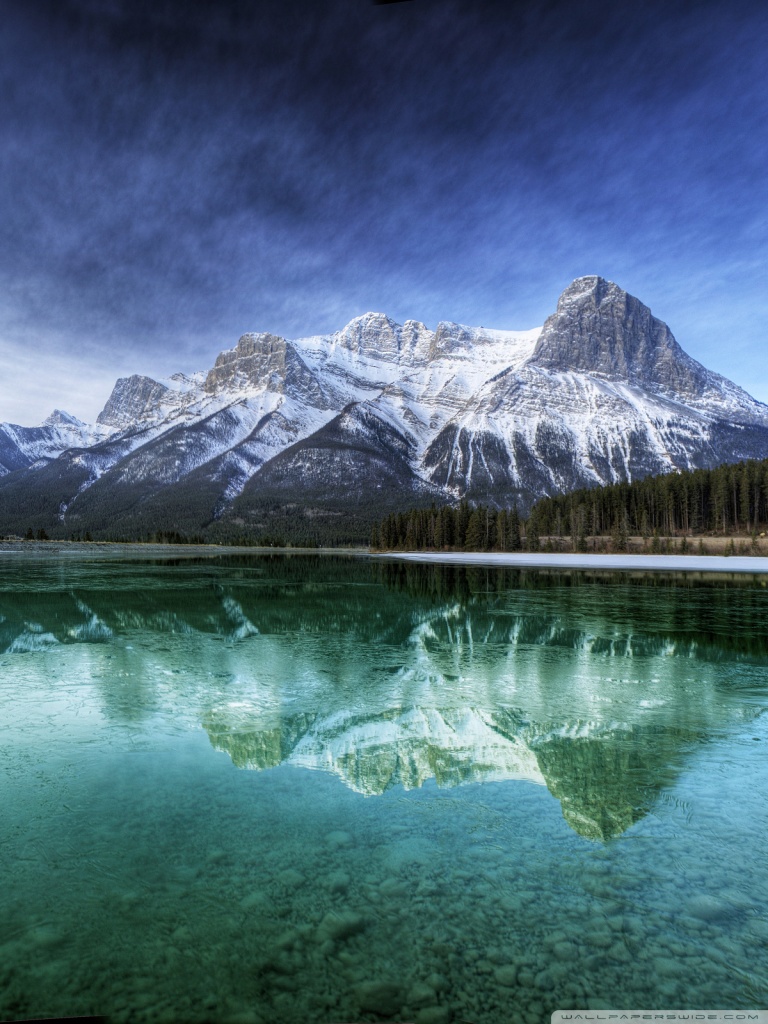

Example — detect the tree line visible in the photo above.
[372,458,768,552]
[527,457,768,543]
[372,502,523,552]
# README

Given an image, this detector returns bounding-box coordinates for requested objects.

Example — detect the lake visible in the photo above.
[1,553,767,1024]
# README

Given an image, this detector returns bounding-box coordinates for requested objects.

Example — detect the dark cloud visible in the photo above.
[2,0,768,422]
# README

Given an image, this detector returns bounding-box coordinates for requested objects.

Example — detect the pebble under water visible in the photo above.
[0,553,767,1023]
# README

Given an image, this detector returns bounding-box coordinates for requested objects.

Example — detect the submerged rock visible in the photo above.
[552,940,578,961]
[354,980,403,1016]
[493,965,518,987]
[379,876,409,897]
[276,868,305,888]
[416,1007,451,1024]
[26,925,65,948]
[686,894,737,922]
[408,981,438,1007]
[239,892,268,911]
[325,830,352,848]
[318,910,367,941]
[326,870,350,894]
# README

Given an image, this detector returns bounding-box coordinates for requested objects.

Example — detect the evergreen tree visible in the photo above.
[442,505,455,548]
[456,501,471,549]
[495,509,507,551]
[575,505,588,552]
[434,509,444,550]
[525,518,539,552]
[507,505,522,551]
[483,506,496,550]
[610,510,628,551]
[404,513,417,550]
[740,465,751,530]
[464,509,484,551]
[640,506,650,540]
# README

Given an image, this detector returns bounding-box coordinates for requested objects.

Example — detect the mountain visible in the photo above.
[2,275,768,541]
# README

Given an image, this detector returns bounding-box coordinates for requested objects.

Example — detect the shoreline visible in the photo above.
[2,540,768,573]
[375,550,768,574]
[0,541,367,559]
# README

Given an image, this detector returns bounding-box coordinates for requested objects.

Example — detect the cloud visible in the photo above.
[0,339,118,426]
[2,0,768,424]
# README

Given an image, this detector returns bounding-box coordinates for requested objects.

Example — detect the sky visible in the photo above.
[2,0,768,426]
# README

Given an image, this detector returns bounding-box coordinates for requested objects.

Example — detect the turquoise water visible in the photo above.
[0,554,767,1024]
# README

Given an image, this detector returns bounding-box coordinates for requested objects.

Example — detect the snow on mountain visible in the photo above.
[0,409,115,477]
[2,275,768,537]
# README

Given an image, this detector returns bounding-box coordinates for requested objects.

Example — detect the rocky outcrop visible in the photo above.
[204,332,331,408]
[530,275,711,399]
[204,333,289,391]
[333,313,433,363]
[96,375,171,429]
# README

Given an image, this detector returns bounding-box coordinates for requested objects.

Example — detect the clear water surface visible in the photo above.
[1,553,767,1024]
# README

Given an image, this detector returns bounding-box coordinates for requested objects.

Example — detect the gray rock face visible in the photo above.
[96,375,171,428]
[336,313,432,363]
[531,275,710,398]
[204,333,289,391]
[429,321,483,359]
[204,333,331,408]
[337,313,402,358]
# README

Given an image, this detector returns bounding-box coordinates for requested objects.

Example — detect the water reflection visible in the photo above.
[2,554,768,1024]
[1,555,765,840]
[3,555,767,656]
[203,708,708,841]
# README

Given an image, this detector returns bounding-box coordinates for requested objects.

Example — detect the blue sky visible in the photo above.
[2,0,767,425]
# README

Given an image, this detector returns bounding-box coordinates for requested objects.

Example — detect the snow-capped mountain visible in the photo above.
[2,275,767,539]
[0,409,113,475]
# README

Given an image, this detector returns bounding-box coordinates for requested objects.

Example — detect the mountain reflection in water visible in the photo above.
[1,555,765,840]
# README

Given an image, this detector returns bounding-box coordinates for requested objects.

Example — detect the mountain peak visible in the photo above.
[335,312,404,360]
[349,311,399,327]
[555,275,615,307]
[554,274,643,310]
[332,313,438,363]
[96,375,170,428]
[530,276,708,397]
[43,409,84,428]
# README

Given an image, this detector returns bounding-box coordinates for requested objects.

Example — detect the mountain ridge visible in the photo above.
[2,276,768,541]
